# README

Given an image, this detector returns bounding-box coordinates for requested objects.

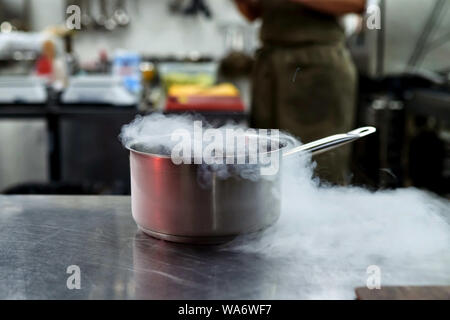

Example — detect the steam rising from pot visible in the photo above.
[120,113,295,183]
[121,114,450,299]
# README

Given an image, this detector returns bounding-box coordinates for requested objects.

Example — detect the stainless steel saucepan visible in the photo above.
[127,126,376,244]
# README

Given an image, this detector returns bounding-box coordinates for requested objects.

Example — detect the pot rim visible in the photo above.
[125,133,298,160]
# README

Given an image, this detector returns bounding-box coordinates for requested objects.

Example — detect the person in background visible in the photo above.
[234,0,366,185]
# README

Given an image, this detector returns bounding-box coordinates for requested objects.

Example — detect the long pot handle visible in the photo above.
[282,126,376,157]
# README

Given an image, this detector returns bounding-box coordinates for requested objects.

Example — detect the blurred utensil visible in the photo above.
[114,0,130,27]
[95,0,117,31]
[80,0,93,29]
[94,0,106,29]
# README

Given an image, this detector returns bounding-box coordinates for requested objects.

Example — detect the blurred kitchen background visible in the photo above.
[0,0,449,196]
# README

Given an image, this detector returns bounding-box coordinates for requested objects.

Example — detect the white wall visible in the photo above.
[29,0,65,31]
[30,0,259,62]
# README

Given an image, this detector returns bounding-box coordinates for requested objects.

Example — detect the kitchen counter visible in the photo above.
[0,195,291,299]
[1,195,449,300]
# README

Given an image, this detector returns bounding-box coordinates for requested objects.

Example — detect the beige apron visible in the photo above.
[251,0,357,184]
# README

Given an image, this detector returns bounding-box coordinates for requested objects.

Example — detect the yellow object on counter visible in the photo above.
[168,83,240,98]
[162,72,215,90]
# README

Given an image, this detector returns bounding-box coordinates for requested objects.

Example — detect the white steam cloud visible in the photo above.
[120,113,294,184]
[121,114,450,299]
[223,148,450,299]
[120,113,203,154]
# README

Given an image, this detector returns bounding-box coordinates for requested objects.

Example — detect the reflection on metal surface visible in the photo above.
[0,196,276,299]
[132,231,275,299]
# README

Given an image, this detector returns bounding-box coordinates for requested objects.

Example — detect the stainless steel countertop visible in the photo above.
[0,195,296,299]
[1,195,449,300]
